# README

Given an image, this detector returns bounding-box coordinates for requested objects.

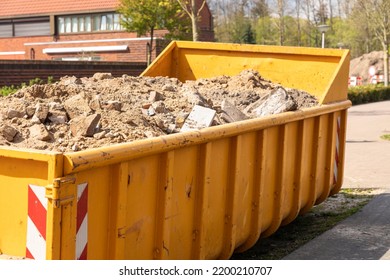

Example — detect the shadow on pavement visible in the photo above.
[284,192,390,260]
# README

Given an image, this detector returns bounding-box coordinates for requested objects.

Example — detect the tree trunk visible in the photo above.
[148,28,154,66]
[329,0,333,28]
[382,18,389,86]
[192,14,199,41]
[296,0,301,46]
[278,0,285,46]
[191,0,199,41]
[384,44,389,86]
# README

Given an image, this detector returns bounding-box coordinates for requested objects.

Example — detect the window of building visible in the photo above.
[0,22,12,37]
[113,14,121,30]
[0,17,50,37]
[85,17,92,32]
[71,17,78,33]
[54,56,101,61]
[58,13,124,34]
[79,17,85,32]
[92,15,101,32]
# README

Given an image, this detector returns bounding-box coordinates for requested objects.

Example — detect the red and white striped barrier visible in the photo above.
[26,185,48,260]
[26,182,88,260]
[76,183,88,260]
[348,76,363,87]
[333,116,341,185]
[370,74,384,84]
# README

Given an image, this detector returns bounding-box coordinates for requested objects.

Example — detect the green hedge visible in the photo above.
[0,85,19,96]
[1,77,54,97]
[348,85,390,105]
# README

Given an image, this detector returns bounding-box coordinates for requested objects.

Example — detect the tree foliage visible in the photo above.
[252,0,269,18]
[118,0,390,77]
[208,0,390,60]
[118,0,190,65]
[255,16,277,45]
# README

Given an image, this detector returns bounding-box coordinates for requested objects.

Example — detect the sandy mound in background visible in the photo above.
[349,51,384,83]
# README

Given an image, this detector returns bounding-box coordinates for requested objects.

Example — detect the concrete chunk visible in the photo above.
[89,95,101,111]
[70,113,101,137]
[181,105,216,132]
[180,85,208,106]
[29,124,51,141]
[93,73,112,80]
[33,103,49,123]
[162,84,175,92]
[151,101,166,113]
[148,91,163,102]
[6,108,25,119]
[1,125,19,142]
[48,110,68,124]
[64,95,92,119]
[221,99,248,123]
[103,100,122,111]
[253,88,297,117]
[25,106,36,118]
[60,76,82,86]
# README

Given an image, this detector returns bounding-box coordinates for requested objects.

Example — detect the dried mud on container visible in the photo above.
[0,70,318,153]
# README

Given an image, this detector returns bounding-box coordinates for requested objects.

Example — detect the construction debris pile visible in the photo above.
[0,70,318,152]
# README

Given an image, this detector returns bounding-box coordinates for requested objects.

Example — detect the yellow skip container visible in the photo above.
[0,41,350,260]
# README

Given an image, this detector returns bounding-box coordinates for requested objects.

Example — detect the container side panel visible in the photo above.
[282,120,305,225]
[66,167,111,260]
[314,114,329,202]
[176,49,340,102]
[331,109,348,194]
[301,117,321,214]
[234,131,264,253]
[219,136,239,259]
[317,112,337,204]
[280,122,300,225]
[140,41,176,78]
[88,167,112,259]
[321,52,350,103]
[298,118,316,213]
[231,133,257,250]
[259,126,282,237]
[59,101,351,260]
[106,162,128,259]
[191,143,210,259]
[200,138,230,259]
[123,156,160,259]
[45,154,64,260]
[340,110,348,189]
[155,151,174,259]
[142,42,349,104]
[328,112,339,193]
[59,196,77,260]
[161,146,199,259]
[0,157,48,181]
[0,157,49,257]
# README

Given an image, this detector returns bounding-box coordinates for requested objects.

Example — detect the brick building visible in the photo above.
[0,0,214,62]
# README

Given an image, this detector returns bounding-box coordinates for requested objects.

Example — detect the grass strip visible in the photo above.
[232,188,375,260]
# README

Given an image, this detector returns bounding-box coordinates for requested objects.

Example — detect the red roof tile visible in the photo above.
[0,0,120,18]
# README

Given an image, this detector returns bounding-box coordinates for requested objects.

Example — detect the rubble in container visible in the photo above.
[0,70,318,152]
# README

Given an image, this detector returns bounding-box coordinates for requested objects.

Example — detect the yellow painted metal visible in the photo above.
[141,41,350,104]
[0,147,63,259]
[58,101,350,259]
[0,42,351,260]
